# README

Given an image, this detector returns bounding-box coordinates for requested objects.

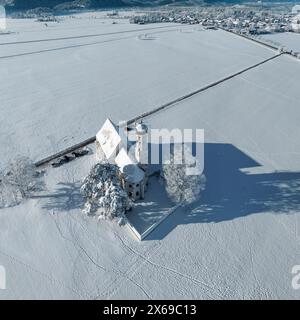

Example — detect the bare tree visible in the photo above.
[162,144,206,205]
[80,162,131,220]
[0,156,44,208]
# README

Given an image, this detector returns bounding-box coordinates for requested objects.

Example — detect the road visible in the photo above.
[35,51,283,167]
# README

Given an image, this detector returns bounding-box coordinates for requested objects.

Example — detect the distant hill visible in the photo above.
[2,0,127,10]
[1,0,298,11]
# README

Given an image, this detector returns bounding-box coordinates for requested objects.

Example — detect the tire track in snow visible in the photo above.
[0,25,183,46]
[89,224,160,300]
[0,248,87,299]
[65,213,147,299]
[51,213,152,300]
[0,35,134,60]
[100,233,161,300]
[0,28,181,60]
[112,230,223,299]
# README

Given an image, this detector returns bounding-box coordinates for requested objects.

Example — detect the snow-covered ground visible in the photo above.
[1,12,300,299]
[0,15,274,167]
[261,32,300,53]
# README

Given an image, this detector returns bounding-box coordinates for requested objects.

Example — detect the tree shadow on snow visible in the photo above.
[33,182,84,213]
[146,143,300,240]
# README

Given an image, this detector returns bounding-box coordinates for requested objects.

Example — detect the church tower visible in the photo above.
[135,121,148,169]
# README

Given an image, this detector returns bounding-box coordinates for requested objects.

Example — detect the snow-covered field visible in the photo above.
[1,12,300,299]
[262,32,300,52]
[0,15,274,167]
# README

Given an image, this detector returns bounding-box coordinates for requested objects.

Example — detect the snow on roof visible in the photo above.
[115,148,145,184]
[96,118,121,160]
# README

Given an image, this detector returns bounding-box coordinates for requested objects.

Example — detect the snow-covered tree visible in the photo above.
[80,162,131,220]
[162,144,206,205]
[0,156,44,208]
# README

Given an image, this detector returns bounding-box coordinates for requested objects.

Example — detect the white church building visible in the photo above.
[95,118,148,201]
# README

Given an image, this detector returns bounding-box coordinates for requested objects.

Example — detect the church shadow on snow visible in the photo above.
[34,142,300,240]
[145,142,300,240]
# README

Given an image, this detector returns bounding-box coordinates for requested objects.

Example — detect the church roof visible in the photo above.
[96,118,121,160]
[115,148,145,184]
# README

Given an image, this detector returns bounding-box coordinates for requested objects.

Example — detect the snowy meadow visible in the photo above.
[0,11,300,299]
